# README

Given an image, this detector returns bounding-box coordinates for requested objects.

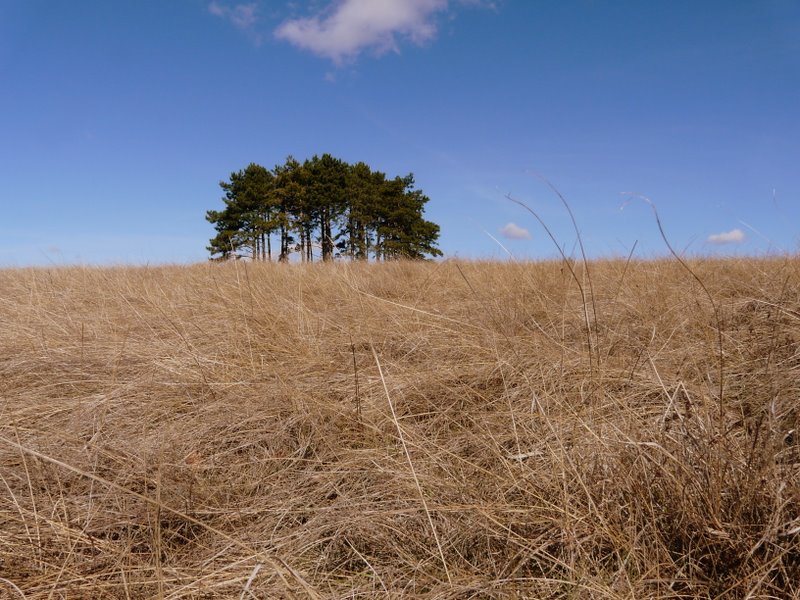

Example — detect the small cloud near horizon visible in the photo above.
[274,0,493,64]
[707,228,745,245]
[500,222,532,240]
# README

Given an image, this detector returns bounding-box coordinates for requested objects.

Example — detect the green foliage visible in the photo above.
[206,163,275,260]
[206,155,442,261]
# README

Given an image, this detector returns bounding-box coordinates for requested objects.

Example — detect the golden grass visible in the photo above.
[1,257,799,598]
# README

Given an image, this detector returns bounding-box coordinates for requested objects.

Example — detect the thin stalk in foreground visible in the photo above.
[622,193,725,418]
[507,194,596,378]
[371,345,453,585]
[530,172,601,355]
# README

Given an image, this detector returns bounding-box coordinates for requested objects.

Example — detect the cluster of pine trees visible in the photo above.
[206,154,442,262]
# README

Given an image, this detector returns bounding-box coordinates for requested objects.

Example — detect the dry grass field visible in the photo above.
[1,257,799,598]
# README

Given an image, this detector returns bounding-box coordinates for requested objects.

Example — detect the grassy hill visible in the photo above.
[1,257,798,598]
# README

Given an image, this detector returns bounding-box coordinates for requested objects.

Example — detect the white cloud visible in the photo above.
[208,2,258,30]
[707,228,745,244]
[274,0,450,63]
[500,222,532,240]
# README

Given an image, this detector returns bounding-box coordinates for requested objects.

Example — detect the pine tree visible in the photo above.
[206,156,442,262]
[339,162,383,260]
[373,174,442,260]
[303,154,348,262]
[206,163,274,260]
[272,156,303,262]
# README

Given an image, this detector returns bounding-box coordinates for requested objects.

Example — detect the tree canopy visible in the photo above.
[206,155,442,262]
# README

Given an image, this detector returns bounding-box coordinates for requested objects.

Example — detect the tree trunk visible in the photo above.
[321,209,333,262]
[279,223,288,262]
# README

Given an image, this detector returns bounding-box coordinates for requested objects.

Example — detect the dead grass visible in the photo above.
[1,256,799,598]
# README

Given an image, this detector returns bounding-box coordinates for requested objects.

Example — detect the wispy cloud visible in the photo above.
[208,2,259,30]
[707,228,745,244]
[500,222,532,240]
[275,0,460,63]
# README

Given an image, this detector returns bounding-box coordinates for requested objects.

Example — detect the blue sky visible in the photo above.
[1,0,798,265]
